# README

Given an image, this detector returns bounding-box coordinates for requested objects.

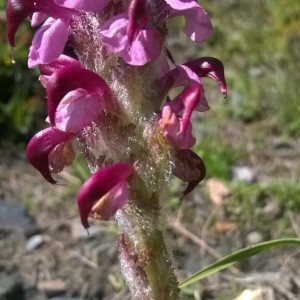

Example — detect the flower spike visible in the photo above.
[77,163,134,228]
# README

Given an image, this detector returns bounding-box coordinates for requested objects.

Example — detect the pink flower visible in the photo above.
[99,0,212,65]
[41,56,115,133]
[77,163,134,228]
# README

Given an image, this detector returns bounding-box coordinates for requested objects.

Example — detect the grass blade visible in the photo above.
[179,238,300,288]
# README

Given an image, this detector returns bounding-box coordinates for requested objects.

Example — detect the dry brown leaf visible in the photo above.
[210,221,237,234]
[206,178,230,206]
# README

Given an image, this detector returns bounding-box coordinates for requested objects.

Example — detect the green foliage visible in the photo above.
[194,130,246,179]
[230,180,300,213]
[71,154,91,183]
[202,0,300,136]
[0,7,45,144]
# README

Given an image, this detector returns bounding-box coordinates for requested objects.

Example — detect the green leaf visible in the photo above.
[179,238,300,288]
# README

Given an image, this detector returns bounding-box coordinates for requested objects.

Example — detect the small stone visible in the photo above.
[234,287,274,300]
[49,298,79,300]
[0,273,24,300]
[49,297,80,300]
[25,234,46,252]
[37,279,67,297]
[262,201,281,218]
[246,231,263,245]
[0,199,37,235]
[232,166,255,183]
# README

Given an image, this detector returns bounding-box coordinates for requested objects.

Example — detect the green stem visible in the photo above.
[116,199,179,300]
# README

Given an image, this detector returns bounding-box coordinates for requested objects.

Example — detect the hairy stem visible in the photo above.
[116,198,179,299]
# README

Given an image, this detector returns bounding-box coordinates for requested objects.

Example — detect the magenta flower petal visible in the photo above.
[99,14,128,53]
[90,181,129,221]
[26,127,74,184]
[159,85,204,149]
[77,163,134,228]
[45,63,112,126]
[184,57,227,96]
[159,105,196,149]
[55,88,104,134]
[165,0,212,43]
[169,81,209,113]
[172,149,206,196]
[172,85,202,132]
[28,18,69,68]
[159,65,203,97]
[55,0,110,12]
[121,28,163,65]
[6,0,76,47]
[30,12,47,27]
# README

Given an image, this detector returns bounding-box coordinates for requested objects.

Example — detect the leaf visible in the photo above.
[179,238,300,288]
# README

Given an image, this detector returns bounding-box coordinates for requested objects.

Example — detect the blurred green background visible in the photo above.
[0,0,45,145]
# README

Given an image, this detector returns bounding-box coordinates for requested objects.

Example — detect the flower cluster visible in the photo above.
[6,0,226,229]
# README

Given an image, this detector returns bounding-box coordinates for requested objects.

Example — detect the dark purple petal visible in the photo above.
[172,149,206,196]
[6,0,76,47]
[39,55,81,77]
[127,0,148,44]
[77,163,134,228]
[184,57,227,96]
[26,127,74,184]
